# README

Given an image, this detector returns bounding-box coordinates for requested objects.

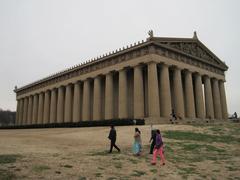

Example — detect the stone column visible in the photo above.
[50,89,57,123]
[82,79,91,121]
[212,78,222,119]
[148,62,160,117]
[37,92,44,124]
[73,82,81,122]
[133,65,144,118]
[27,96,33,124]
[64,84,73,123]
[43,90,50,124]
[23,97,28,125]
[105,73,114,119]
[18,99,24,125]
[184,70,196,118]
[57,86,65,123]
[32,94,38,124]
[219,80,228,120]
[173,67,185,118]
[93,76,102,120]
[159,64,171,118]
[16,100,20,125]
[194,73,205,119]
[118,68,128,119]
[203,76,214,119]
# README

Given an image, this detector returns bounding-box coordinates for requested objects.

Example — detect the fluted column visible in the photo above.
[43,90,50,124]
[133,65,144,118]
[18,99,24,125]
[27,96,33,124]
[23,97,28,125]
[173,67,185,118]
[50,89,57,123]
[219,80,228,120]
[64,84,73,122]
[159,64,171,118]
[148,62,160,117]
[194,73,205,119]
[203,76,214,119]
[73,82,81,122]
[57,86,65,123]
[212,78,222,119]
[32,94,38,124]
[105,73,114,119]
[37,92,44,124]
[14,100,20,125]
[118,69,128,119]
[82,79,91,121]
[93,76,102,120]
[16,100,20,125]
[184,70,196,118]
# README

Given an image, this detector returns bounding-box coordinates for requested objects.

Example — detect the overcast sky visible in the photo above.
[0,0,239,115]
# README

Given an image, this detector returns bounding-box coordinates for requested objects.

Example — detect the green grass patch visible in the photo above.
[182,143,225,153]
[107,177,117,180]
[88,151,109,156]
[63,164,73,168]
[112,157,121,160]
[32,165,50,173]
[212,169,220,173]
[0,169,16,180]
[130,170,147,177]
[114,162,122,169]
[128,158,139,164]
[0,154,21,164]
[78,176,87,180]
[226,166,239,171]
[178,167,198,177]
[150,169,157,173]
[164,131,240,144]
[94,172,102,177]
[98,167,105,170]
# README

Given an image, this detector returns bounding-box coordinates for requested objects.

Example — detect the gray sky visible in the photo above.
[0,0,239,114]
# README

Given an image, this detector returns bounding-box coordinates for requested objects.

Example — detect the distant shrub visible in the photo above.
[0,119,145,129]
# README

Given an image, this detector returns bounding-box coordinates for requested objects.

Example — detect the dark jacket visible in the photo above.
[108,128,116,141]
[150,130,157,144]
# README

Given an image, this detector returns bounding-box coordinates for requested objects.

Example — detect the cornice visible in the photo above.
[15,36,227,96]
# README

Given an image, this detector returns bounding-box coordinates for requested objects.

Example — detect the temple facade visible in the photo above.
[14,32,228,125]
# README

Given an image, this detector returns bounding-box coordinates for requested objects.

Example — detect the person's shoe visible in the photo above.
[162,163,165,166]
[151,162,156,165]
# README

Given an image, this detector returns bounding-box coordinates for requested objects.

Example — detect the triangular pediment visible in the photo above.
[152,37,228,70]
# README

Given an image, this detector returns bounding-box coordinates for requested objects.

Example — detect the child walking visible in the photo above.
[132,128,142,156]
[151,129,165,165]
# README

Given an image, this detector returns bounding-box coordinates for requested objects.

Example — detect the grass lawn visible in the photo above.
[0,122,239,179]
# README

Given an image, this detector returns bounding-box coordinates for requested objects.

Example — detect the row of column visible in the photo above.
[16,62,228,125]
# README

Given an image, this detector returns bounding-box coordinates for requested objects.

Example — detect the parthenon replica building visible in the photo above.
[14,32,228,126]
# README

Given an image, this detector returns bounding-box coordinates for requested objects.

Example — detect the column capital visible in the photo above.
[192,71,202,77]
[159,62,170,68]
[171,65,182,71]
[118,67,128,72]
[146,61,158,65]
[202,74,210,80]
[182,68,194,74]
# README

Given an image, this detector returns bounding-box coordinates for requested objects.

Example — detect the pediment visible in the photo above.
[153,38,228,70]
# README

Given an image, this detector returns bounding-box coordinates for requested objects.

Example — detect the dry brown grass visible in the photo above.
[0,123,239,179]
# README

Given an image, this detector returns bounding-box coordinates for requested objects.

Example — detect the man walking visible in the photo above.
[108,125,121,153]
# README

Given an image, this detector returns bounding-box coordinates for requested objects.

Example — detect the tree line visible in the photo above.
[0,109,16,126]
